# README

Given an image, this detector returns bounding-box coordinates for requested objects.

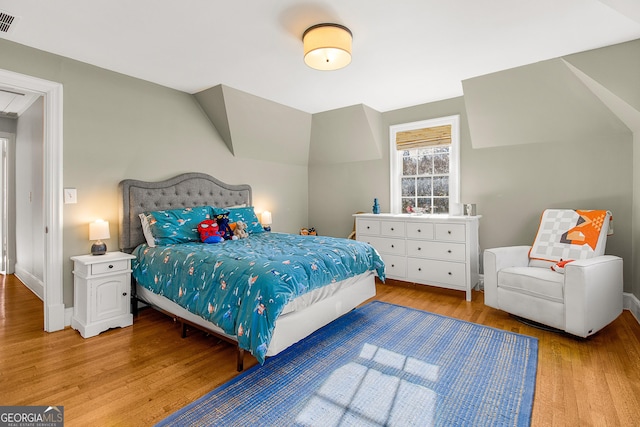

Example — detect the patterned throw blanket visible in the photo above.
[529,209,611,264]
[132,233,385,363]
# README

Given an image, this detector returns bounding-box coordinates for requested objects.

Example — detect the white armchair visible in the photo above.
[484,209,623,337]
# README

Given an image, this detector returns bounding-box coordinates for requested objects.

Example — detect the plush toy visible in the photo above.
[215,212,234,240]
[197,219,224,243]
[551,259,574,274]
[234,221,249,239]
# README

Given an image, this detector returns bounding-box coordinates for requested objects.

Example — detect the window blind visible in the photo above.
[395,124,451,150]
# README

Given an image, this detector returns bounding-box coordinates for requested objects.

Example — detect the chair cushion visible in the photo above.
[498,267,564,303]
[529,209,611,268]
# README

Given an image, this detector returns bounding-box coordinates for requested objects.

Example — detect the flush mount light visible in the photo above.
[303,23,352,71]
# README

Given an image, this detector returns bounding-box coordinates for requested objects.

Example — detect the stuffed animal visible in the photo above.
[551,259,574,274]
[215,212,234,240]
[197,219,224,243]
[234,221,249,239]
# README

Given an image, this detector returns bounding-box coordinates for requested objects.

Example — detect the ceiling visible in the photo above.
[0,0,639,114]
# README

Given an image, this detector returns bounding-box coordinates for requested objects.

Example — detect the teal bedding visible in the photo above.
[132,233,385,363]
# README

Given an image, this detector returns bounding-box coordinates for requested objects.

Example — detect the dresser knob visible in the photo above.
[418,268,422,271]
[448,272,452,275]
[417,229,421,233]
[390,227,394,231]
[391,244,395,248]
[417,247,421,251]
[447,250,452,253]
[391,264,395,268]
[367,226,370,229]
[448,230,452,234]
[108,264,114,269]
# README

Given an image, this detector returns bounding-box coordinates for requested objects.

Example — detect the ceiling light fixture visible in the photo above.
[303,23,352,71]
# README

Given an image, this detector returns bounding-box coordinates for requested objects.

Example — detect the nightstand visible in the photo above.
[71,251,136,338]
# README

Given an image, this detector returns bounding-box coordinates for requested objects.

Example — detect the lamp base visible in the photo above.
[91,241,107,256]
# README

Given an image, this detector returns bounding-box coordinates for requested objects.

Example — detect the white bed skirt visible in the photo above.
[135,271,377,357]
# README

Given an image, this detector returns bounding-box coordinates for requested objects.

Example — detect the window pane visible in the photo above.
[433,176,449,197]
[402,198,415,212]
[416,177,431,197]
[417,153,433,175]
[433,153,449,174]
[402,156,417,175]
[433,197,449,214]
[401,178,415,197]
[417,198,431,210]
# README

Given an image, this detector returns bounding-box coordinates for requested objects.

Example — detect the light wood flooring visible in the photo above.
[1,274,639,426]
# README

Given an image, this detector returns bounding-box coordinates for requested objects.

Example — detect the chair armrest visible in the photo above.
[483,246,531,308]
[564,255,623,337]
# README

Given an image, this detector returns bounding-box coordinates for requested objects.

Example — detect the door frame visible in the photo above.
[0,68,64,332]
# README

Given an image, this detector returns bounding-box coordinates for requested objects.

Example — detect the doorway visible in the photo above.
[0,68,64,332]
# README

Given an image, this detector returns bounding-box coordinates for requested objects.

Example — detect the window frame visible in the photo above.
[389,115,461,215]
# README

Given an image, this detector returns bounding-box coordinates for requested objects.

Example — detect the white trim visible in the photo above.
[624,292,640,325]
[14,263,44,300]
[389,115,461,215]
[0,68,64,332]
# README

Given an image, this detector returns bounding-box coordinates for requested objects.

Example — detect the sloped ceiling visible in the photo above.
[195,84,312,166]
[462,40,639,148]
[309,104,383,165]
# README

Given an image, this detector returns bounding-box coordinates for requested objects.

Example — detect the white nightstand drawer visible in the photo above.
[380,221,405,237]
[406,241,466,262]
[91,259,129,275]
[406,222,434,240]
[435,223,466,242]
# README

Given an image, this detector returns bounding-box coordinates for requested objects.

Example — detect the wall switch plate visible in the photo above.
[64,188,77,204]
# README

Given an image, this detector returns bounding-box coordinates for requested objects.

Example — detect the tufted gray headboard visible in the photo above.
[118,172,252,253]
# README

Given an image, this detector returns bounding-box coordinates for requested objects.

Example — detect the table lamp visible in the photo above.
[261,211,272,232]
[89,219,110,255]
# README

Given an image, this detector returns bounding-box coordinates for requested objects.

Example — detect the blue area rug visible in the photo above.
[156,301,538,426]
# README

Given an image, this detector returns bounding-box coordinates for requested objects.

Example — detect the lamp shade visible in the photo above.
[303,23,352,71]
[89,220,110,241]
[261,211,272,226]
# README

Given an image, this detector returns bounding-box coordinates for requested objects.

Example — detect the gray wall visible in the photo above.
[0,36,638,306]
[0,39,309,307]
[309,44,636,297]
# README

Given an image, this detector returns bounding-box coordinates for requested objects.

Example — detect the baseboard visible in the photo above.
[14,264,44,300]
[65,307,73,327]
[624,292,640,325]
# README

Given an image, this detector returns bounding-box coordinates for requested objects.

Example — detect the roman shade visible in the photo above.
[395,124,451,150]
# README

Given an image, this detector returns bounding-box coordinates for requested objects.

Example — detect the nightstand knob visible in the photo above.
[448,272,452,275]
[123,292,128,296]
[447,250,452,253]
[448,230,452,234]
[108,264,114,269]
[390,227,394,231]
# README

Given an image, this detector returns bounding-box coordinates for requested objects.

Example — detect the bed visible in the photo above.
[118,173,385,370]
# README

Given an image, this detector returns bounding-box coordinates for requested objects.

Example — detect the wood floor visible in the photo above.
[1,274,639,426]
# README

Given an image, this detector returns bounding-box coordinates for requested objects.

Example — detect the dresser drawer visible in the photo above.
[406,222,434,240]
[359,236,405,256]
[407,258,466,288]
[380,221,405,237]
[406,241,466,262]
[357,219,380,235]
[91,259,129,275]
[435,223,466,242]
[380,254,406,279]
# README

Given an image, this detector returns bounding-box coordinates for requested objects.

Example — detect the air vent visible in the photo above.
[0,10,18,34]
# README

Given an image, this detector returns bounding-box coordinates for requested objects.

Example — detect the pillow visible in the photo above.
[213,206,264,234]
[138,213,156,247]
[144,206,213,245]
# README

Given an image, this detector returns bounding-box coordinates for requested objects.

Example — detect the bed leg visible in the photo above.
[237,347,245,372]
[181,322,188,338]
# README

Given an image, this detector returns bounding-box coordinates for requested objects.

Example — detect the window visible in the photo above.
[389,115,460,215]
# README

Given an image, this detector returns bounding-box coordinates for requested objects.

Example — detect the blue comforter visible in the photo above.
[132,233,385,363]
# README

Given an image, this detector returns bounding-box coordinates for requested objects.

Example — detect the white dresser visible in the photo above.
[355,213,480,301]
